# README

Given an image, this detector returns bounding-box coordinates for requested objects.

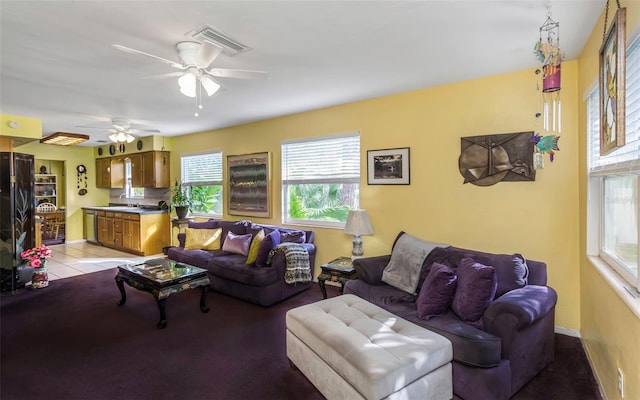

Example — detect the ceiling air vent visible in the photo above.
[191,26,250,55]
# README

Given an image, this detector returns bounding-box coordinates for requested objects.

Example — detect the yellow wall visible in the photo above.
[171,61,581,330]
[0,114,42,140]
[578,4,640,400]
[15,141,109,242]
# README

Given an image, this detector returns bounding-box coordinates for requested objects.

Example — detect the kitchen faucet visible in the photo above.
[119,192,133,207]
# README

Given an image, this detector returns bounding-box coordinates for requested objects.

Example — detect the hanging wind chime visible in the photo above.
[533,7,562,169]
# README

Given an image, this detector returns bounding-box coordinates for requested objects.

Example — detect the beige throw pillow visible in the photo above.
[184,227,222,250]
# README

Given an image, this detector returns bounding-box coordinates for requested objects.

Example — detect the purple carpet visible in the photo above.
[1,269,601,400]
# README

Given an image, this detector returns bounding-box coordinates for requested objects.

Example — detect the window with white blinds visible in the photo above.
[281,133,360,226]
[587,35,640,292]
[182,152,223,186]
[282,133,360,184]
[180,151,223,216]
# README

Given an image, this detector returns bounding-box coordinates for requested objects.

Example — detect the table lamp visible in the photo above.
[344,209,374,259]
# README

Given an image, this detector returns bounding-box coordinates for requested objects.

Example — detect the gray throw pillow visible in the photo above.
[382,232,449,294]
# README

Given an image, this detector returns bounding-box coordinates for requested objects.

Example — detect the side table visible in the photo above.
[171,217,195,246]
[318,256,357,299]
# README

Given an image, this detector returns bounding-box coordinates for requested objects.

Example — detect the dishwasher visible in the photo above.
[84,209,98,244]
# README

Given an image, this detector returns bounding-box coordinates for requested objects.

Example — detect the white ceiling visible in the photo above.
[0,1,604,146]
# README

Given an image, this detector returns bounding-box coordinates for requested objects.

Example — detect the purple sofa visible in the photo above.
[344,244,557,400]
[168,219,315,306]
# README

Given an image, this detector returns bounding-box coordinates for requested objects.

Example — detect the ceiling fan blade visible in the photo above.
[112,44,185,69]
[140,71,184,80]
[76,125,112,130]
[195,42,223,68]
[128,128,161,134]
[207,68,268,80]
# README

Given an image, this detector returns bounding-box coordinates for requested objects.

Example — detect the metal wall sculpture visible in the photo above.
[459,132,536,186]
[227,152,270,217]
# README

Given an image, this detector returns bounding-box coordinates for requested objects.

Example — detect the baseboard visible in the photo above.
[554,326,581,337]
[64,239,86,245]
[581,339,608,400]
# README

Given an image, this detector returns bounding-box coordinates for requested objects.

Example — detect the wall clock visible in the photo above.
[77,164,88,195]
[109,144,116,155]
[137,140,143,150]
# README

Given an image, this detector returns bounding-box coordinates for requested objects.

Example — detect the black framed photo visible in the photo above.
[367,147,410,185]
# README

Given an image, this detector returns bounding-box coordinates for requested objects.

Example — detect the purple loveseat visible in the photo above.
[344,244,557,400]
[168,219,315,306]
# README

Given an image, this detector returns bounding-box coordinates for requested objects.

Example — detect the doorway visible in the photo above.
[35,159,66,245]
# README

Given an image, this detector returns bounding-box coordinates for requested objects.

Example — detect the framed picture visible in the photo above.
[599,7,626,156]
[227,152,270,217]
[367,147,410,185]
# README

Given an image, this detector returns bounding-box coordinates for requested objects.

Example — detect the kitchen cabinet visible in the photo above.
[121,214,141,252]
[97,211,115,246]
[93,209,168,256]
[96,151,169,189]
[142,151,170,188]
[129,153,143,188]
[95,158,124,189]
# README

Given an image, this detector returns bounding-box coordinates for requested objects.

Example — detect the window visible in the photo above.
[181,151,223,216]
[587,36,640,291]
[282,133,360,227]
[124,159,144,199]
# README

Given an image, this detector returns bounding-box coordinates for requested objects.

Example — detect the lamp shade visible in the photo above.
[344,209,374,236]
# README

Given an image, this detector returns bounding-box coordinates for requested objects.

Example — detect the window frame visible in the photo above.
[281,132,361,228]
[586,34,640,293]
[180,150,224,218]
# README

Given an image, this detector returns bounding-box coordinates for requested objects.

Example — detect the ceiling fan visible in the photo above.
[78,118,160,143]
[113,41,267,114]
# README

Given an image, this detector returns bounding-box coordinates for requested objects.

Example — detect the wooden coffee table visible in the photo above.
[115,258,210,329]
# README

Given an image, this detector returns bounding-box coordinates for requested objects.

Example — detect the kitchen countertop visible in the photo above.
[82,206,168,215]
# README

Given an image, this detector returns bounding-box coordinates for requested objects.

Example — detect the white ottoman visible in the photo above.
[286,294,453,400]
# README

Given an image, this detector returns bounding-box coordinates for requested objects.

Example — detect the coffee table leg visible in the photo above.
[115,277,127,306]
[318,277,328,299]
[200,285,210,313]
[157,298,167,329]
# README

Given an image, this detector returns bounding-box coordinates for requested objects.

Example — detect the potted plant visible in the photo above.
[171,180,192,219]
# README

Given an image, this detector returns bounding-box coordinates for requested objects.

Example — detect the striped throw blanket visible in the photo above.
[267,242,312,284]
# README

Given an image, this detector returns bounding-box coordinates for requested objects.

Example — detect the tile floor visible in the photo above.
[45,242,164,281]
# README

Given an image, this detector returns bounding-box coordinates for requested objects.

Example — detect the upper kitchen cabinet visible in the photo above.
[95,157,124,188]
[141,151,170,188]
[129,153,143,188]
[96,151,169,189]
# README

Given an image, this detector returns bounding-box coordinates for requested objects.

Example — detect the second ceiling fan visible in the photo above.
[113,41,268,100]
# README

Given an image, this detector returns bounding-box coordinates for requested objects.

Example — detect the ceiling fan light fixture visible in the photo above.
[126,133,135,143]
[178,71,197,97]
[109,133,118,142]
[116,132,127,142]
[201,75,220,96]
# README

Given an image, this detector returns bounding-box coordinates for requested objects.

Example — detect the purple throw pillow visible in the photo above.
[451,257,497,325]
[188,220,219,229]
[280,230,305,243]
[221,231,252,256]
[218,221,249,244]
[417,262,458,320]
[467,253,529,297]
[255,230,281,267]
